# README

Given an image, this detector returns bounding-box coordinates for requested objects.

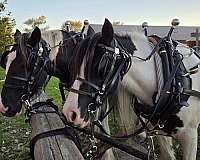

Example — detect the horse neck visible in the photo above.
[122,33,157,106]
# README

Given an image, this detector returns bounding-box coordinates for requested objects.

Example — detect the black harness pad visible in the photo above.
[134,38,192,134]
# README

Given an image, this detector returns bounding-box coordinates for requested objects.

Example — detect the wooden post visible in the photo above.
[29,91,84,160]
[191,28,200,48]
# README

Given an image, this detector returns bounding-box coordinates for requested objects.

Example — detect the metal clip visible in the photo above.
[96,95,103,105]
[38,47,43,56]
[147,136,158,160]
[88,103,96,114]
[158,123,165,129]
[115,47,120,55]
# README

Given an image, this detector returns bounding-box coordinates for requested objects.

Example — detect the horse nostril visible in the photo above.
[71,111,77,121]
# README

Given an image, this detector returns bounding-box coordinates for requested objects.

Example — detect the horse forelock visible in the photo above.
[85,32,102,80]
[4,33,29,74]
[18,33,30,63]
[69,36,90,84]
[68,32,102,84]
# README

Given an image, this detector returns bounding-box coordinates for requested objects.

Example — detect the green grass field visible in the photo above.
[0,67,200,160]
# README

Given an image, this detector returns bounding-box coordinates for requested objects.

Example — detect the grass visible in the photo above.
[0,67,200,159]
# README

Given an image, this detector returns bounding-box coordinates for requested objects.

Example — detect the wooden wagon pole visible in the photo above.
[28,90,84,160]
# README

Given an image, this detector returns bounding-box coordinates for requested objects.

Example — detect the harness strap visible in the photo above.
[69,88,96,98]
[77,77,100,90]
[62,120,148,160]
[30,126,82,160]
[147,53,183,124]
[98,44,115,53]
[183,89,200,98]
[59,82,66,104]
[9,76,28,81]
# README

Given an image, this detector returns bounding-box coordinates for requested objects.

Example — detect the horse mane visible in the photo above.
[114,34,137,54]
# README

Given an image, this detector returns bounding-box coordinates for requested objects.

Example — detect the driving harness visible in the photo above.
[134,35,200,134]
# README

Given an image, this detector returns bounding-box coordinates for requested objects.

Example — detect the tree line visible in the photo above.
[24,16,124,32]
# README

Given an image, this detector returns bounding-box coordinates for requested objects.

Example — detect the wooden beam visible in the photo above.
[29,91,84,160]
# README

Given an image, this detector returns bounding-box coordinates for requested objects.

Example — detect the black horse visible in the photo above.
[48,25,95,85]
[0,27,51,117]
[42,26,95,103]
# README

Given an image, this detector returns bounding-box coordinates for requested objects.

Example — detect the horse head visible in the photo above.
[62,19,133,127]
[0,27,51,117]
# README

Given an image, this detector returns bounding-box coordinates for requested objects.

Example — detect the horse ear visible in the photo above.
[14,29,22,43]
[101,18,114,45]
[86,25,95,37]
[28,27,41,47]
[15,29,21,35]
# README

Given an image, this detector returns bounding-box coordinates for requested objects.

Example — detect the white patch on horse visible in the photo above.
[62,56,87,127]
[122,32,157,105]
[6,50,16,75]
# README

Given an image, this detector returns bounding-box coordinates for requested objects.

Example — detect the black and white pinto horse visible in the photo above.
[0,27,50,116]
[41,28,116,159]
[62,19,200,160]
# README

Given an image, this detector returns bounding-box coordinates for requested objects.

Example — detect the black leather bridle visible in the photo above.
[2,41,51,107]
[68,38,132,157]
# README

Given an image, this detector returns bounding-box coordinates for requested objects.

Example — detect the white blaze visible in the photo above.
[5,51,16,75]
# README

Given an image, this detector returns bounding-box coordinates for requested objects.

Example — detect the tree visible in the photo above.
[61,20,82,32]
[112,21,124,26]
[0,0,15,53]
[23,16,49,32]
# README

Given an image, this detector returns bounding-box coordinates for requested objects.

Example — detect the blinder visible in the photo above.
[97,48,113,78]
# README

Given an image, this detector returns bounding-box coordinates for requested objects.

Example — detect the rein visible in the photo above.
[27,101,148,160]
[50,32,82,49]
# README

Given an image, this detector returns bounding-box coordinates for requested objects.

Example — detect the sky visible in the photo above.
[6,0,200,30]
